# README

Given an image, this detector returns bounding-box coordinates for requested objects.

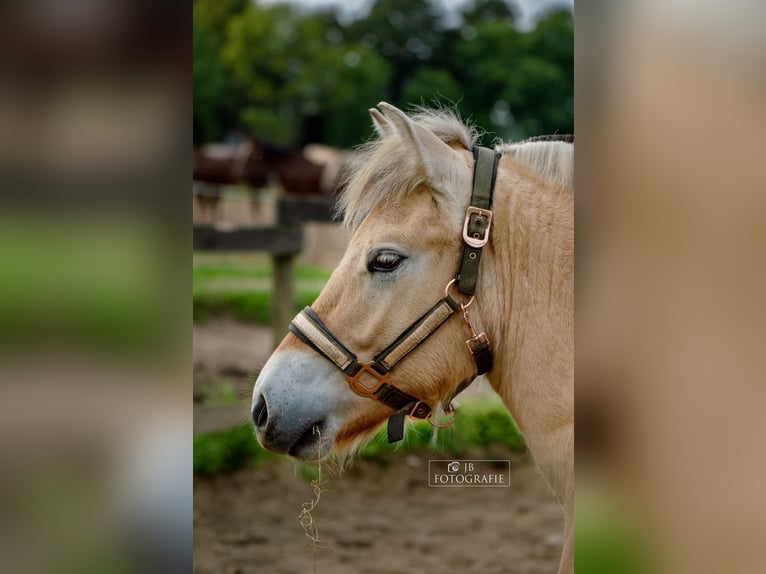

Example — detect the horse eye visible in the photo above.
[367,251,405,273]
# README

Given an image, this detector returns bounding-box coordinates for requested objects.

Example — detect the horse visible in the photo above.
[303,143,356,194]
[193,134,333,223]
[260,141,328,197]
[192,137,269,223]
[251,103,574,573]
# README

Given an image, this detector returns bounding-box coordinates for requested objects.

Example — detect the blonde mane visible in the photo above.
[497,139,574,192]
[339,106,574,228]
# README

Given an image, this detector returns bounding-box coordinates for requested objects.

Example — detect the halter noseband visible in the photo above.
[289,145,500,442]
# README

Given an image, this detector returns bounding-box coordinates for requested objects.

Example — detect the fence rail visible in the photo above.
[193,195,338,344]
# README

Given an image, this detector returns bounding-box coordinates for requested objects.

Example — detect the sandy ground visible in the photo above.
[193,319,565,574]
[194,452,563,574]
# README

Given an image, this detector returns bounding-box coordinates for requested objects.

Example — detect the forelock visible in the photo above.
[337,107,478,228]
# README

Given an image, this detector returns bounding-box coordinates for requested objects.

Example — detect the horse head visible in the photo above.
[252,103,485,459]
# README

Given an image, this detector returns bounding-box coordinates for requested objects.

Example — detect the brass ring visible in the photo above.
[427,409,457,429]
[444,279,475,309]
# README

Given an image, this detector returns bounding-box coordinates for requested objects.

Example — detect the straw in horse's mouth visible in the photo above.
[289,421,326,458]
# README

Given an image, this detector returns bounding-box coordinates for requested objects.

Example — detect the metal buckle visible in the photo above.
[462,206,493,248]
[408,401,431,419]
[466,332,489,354]
[345,362,390,398]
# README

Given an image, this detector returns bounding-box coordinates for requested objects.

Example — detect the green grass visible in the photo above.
[193,397,525,475]
[194,425,276,475]
[0,217,177,356]
[193,253,332,283]
[193,289,322,324]
[575,489,653,574]
[193,253,332,323]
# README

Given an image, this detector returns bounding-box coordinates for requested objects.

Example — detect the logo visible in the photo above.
[428,460,511,487]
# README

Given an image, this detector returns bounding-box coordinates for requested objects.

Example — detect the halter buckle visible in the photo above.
[344,362,390,398]
[462,206,493,248]
[408,401,431,419]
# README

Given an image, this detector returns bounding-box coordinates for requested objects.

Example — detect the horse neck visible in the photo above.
[476,158,574,438]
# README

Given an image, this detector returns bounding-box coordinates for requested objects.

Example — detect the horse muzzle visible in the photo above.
[251,349,346,459]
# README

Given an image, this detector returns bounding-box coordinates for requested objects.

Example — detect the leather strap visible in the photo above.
[455,146,500,295]
[387,409,408,442]
[467,334,493,374]
[289,307,359,374]
[375,296,459,369]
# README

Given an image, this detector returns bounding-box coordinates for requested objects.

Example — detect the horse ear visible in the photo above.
[369,108,394,138]
[375,102,470,197]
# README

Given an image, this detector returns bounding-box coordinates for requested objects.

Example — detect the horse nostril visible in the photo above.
[252,394,268,429]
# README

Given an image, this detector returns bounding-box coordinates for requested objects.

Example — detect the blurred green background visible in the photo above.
[194,0,573,146]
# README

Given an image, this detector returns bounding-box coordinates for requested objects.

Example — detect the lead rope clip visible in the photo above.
[460,302,490,354]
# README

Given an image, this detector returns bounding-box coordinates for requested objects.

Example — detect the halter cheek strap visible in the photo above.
[288,145,499,443]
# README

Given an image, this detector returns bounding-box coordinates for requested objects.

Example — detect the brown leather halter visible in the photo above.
[289,146,499,442]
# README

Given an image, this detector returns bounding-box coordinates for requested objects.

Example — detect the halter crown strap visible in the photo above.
[455,146,500,295]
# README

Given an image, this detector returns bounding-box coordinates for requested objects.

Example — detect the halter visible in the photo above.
[289,146,500,442]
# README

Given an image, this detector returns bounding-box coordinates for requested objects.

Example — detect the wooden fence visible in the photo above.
[193,195,338,345]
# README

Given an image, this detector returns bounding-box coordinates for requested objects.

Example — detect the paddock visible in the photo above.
[194,445,563,574]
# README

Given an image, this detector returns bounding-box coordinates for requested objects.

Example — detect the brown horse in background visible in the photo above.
[193,138,269,222]
[259,141,326,197]
[193,133,346,223]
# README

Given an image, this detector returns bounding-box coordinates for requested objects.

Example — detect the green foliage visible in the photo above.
[575,493,653,574]
[193,397,525,475]
[193,0,573,145]
[357,397,526,459]
[461,0,519,26]
[194,425,275,474]
[197,379,239,405]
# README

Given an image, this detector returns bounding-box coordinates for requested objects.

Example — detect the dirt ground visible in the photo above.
[193,315,564,574]
[194,452,563,574]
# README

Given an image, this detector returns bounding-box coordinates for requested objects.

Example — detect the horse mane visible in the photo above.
[338,107,479,228]
[496,136,574,192]
[339,106,573,227]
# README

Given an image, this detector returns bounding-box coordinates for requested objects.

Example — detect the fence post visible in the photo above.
[271,252,295,348]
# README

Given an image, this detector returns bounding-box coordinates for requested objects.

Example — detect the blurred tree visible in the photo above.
[193,13,226,143]
[223,4,390,147]
[452,9,573,140]
[193,0,250,143]
[401,68,463,108]
[516,9,574,136]
[193,0,249,44]
[347,0,445,103]
[461,0,519,26]
[192,0,573,147]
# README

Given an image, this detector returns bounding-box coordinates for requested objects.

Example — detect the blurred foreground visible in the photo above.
[577,1,766,572]
[0,1,190,572]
